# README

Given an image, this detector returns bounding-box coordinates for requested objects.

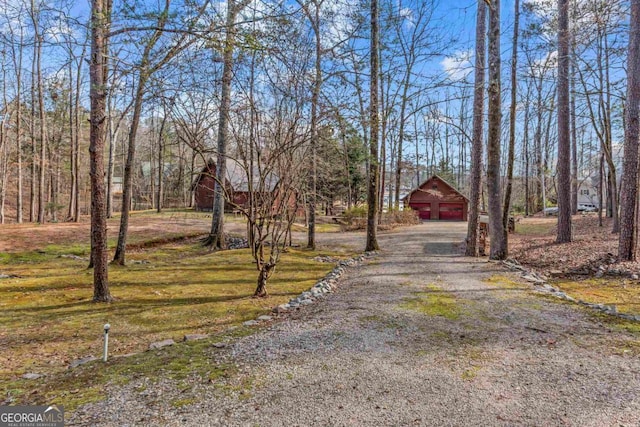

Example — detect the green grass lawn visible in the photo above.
[0,234,350,410]
[552,278,640,318]
[290,222,341,233]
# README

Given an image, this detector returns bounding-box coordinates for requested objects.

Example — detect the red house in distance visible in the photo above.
[403,175,468,221]
[191,158,302,216]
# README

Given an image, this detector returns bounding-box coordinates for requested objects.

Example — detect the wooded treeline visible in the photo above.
[0,0,639,295]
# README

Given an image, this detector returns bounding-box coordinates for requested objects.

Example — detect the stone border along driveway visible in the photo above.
[503,258,640,322]
[70,222,640,426]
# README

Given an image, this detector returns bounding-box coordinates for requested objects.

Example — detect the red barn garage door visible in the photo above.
[439,203,464,221]
[411,203,431,220]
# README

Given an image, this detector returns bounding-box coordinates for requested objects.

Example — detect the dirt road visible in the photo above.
[72,222,640,426]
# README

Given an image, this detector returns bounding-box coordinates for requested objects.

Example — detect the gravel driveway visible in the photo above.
[71,222,640,426]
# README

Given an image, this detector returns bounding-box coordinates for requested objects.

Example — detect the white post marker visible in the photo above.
[103,323,110,362]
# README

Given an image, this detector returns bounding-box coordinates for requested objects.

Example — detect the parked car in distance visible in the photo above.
[543,206,559,216]
[577,204,598,212]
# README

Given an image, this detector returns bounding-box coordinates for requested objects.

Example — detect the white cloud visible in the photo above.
[321,0,357,48]
[399,6,414,27]
[440,50,473,81]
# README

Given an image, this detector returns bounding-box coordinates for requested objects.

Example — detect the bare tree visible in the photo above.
[392,1,436,210]
[618,0,640,261]
[89,0,113,302]
[113,0,204,264]
[486,0,506,260]
[298,0,323,250]
[502,0,519,238]
[205,0,250,249]
[4,10,25,223]
[556,0,572,243]
[365,0,380,252]
[465,1,486,257]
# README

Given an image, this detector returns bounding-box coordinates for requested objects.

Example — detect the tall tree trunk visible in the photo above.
[379,71,388,219]
[599,152,604,227]
[465,0,486,257]
[365,0,380,252]
[0,67,7,224]
[106,111,117,218]
[306,1,321,250]
[619,0,640,261]
[113,75,148,265]
[13,32,23,223]
[89,0,113,302]
[156,111,167,213]
[67,60,77,221]
[34,18,47,224]
[30,34,36,222]
[395,75,411,210]
[556,0,572,243]
[487,0,506,260]
[206,1,247,249]
[73,52,83,222]
[502,0,520,238]
[604,32,619,233]
[570,36,578,214]
[534,87,544,212]
[523,86,531,216]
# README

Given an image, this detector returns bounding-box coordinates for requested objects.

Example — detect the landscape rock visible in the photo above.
[507,258,638,323]
[523,274,546,285]
[243,320,259,327]
[69,356,98,369]
[273,304,289,313]
[183,334,208,342]
[227,236,249,250]
[148,339,175,350]
[22,373,43,380]
[257,315,272,322]
[59,254,88,261]
[313,256,339,263]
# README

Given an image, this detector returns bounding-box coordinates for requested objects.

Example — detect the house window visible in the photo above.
[580,189,590,195]
[432,185,438,190]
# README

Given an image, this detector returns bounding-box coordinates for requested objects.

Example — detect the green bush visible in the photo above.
[342,205,368,222]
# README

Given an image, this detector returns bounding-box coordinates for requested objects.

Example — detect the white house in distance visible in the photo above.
[576,144,624,209]
[577,177,599,208]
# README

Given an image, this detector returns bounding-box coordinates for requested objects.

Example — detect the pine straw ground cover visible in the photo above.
[0,209,228,253]
[509,214,640,319]
[0,216,352,411]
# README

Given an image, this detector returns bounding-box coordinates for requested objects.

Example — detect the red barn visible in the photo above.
[191,158,302,216]
[403,175,468,221]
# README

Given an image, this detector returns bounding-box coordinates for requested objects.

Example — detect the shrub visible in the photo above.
[342,205,368,223]
[340,207,419,231]
[383,208,420,225]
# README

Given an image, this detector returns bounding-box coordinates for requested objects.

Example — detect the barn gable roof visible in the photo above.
[402,175,468,202]
[191,158,279,192]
